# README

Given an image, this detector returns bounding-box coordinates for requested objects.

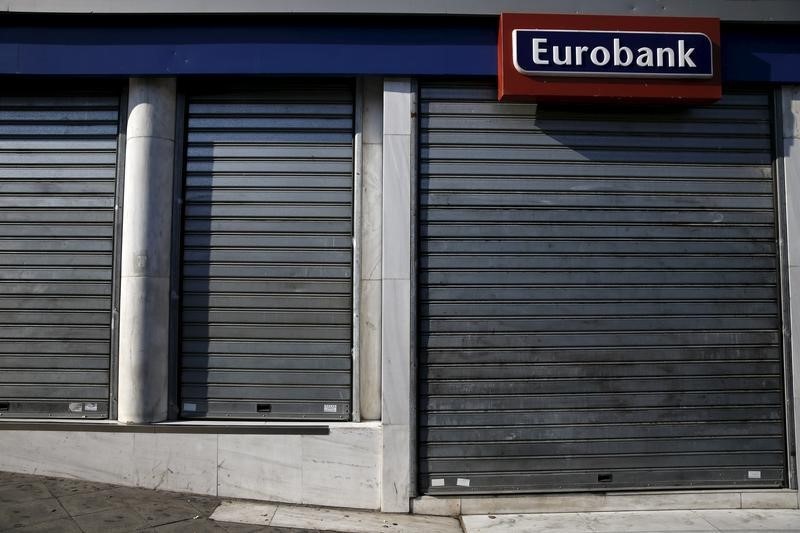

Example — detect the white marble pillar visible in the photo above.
[360,77,384,421]
[780,86,800,501]
[117,78,177,424]
[381,78,415,512]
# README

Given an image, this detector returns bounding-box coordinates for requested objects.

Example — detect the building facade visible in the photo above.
[0,0,799,514]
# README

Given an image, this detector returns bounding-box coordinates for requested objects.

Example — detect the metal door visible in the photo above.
[418,81,786,493]
[0,90,121,418]
[180,81,354,420]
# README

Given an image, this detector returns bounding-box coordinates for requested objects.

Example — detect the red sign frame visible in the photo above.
[498,13,721,103]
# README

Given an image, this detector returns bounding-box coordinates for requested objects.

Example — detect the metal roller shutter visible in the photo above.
[180,81,354,420]
[0,90,120,419]
[418,81,786,494]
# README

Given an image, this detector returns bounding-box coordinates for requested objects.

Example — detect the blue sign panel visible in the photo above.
[513,30,713,78]
[1,18,798,83]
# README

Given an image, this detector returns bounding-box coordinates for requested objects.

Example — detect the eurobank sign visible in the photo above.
[513,31,713,77]
[499,14,721,102]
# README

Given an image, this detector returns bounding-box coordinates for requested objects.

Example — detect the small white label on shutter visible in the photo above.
[323,404,338,413]
[68,402,83,412]
[183,403,197,412]
[431,478,445,487]
[84,403,98,412]
[748,470,762,479]
[456,478,471,487]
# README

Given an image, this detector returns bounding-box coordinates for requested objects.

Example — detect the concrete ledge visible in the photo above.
[414,490,800,516]
[741,491,800,509]
[412,495,462,517]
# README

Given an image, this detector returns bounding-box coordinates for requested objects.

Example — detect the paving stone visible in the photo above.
[220,526,338,533]
[137,499,203,527]
[108,485,167,502]
[108,484,206,511]
[4,518,83,533]
[210,501,278,526]
[185,494,222,516]
[152,518,227,532]
[0,482,52,504]
[0,498,68,530]
[40,476,114,498]
[72,507,150,533]
[195,521,330,533]
[257,526,336,533]
[57,487,128,517]
[216,522,273,533]
[0,472,38,484]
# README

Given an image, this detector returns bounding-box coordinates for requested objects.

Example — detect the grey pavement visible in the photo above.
[0,470,332,532]
[3,470,800,532]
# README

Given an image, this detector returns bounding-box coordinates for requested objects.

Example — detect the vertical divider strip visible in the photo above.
[110,83,130,421]
[168,89,189,421]
[352,79,364,422]
[408,79,419,498]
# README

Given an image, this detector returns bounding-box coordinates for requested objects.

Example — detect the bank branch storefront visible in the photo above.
[0,1,799,514]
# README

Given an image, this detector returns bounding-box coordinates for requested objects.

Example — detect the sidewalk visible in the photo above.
[0,470,325,532]
[2,470,800,532]
[0,470,461,533]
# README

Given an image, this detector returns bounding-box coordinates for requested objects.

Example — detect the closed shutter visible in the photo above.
[418,81,785,493]
[180,81,354,420]
[0,91,120,419]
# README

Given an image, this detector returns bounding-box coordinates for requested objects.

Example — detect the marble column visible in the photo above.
[117,78,177,424]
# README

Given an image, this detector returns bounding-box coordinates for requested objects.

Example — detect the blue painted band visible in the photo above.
[0,18,796,83]
[0,20,496,76]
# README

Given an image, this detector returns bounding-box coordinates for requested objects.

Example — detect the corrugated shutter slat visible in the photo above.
[418,81,785,494]
[0,91,118,418]
[179,81,354,420]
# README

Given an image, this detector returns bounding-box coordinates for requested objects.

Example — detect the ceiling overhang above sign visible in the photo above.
[499,13,721,102]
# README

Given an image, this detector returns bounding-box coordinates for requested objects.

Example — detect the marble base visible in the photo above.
[0,423,381,510]
[428,490,800,516]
